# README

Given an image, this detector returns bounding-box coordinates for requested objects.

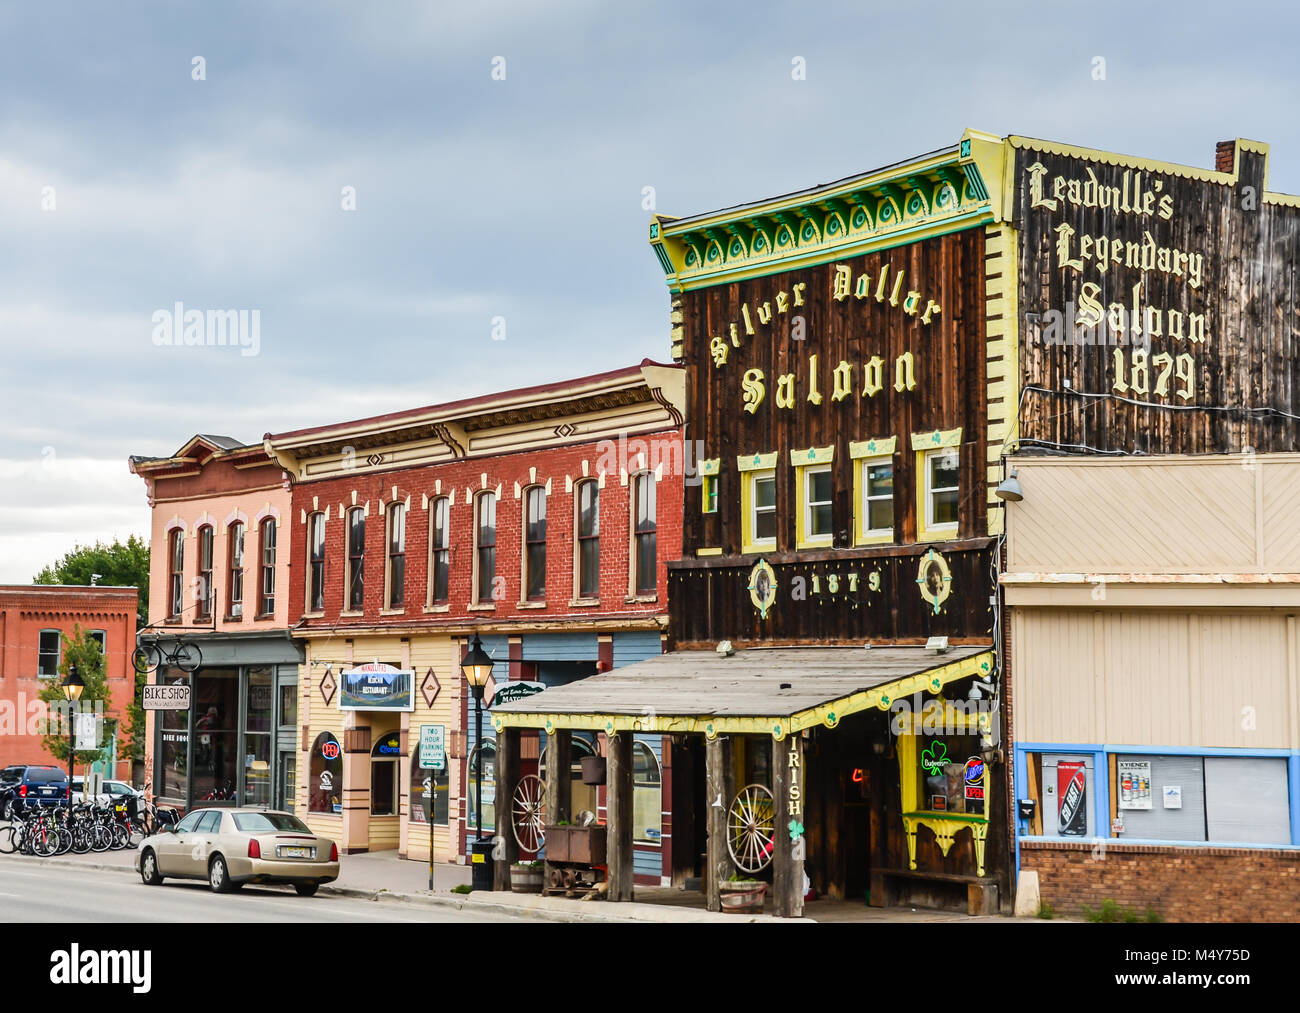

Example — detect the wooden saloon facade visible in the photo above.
[494,130,1015,914]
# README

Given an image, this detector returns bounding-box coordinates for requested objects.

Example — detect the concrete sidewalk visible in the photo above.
[1,847,1010,923]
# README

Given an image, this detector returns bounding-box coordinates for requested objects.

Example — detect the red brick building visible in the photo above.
[264,361,688,878]
[0,585,138,777]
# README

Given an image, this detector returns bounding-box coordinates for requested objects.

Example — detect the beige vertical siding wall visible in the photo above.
[1007,455,1300,573]
[1013,608,1299,748]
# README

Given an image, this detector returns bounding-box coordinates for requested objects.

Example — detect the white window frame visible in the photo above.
[38,629,61,677]
[799,464,833,549]
[922,447,960,539]
[858,456,894,544]
[746,469,777,553]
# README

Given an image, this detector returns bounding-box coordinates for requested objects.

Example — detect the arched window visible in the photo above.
[631,472,656,595]
[524,486,546,601]
[466,739,496,832]
[196,525,214,620]
[309,732,343,814]
[474,492,496,604]
[371,732,401,816]
[386,502,406,609]
[347,507,366,611]
[167,528,184,619]
[427,497,449,605]
[258,518,277,616]
[574,480,599,599]
[307,512,325,613]
[632,740,662,844]
[226,521,245,619]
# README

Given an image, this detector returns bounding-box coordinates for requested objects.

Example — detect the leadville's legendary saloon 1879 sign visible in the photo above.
[1013,139,1300,454]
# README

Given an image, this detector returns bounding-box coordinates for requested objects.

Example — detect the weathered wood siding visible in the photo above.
[1013,141,1300,454]
[679,228,989,554]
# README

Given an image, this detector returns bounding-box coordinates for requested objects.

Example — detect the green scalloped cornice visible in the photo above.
[649,129,1006,293]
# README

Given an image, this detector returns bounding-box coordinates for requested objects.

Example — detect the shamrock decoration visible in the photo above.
[788,819,805,841]
[921,741,950,776]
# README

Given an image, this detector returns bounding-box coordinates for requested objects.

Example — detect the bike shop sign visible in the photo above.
[143,684,192,710]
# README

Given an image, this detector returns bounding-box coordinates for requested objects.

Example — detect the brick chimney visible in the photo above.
[1215,140,1236,173]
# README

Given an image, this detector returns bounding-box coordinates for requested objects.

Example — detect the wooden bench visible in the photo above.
[871,867,1000,916]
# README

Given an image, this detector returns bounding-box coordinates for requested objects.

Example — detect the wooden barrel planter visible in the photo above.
[510,863,544,893]
[718,880,768,914]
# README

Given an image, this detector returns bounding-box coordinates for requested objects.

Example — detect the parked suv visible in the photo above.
[0,765,70,819]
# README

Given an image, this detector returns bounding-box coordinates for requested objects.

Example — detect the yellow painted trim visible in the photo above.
[910,427,963,451]
[795,461,833,550]
[700,473,718,515]
[698,457,720,477]
[696,547,723,557]
[849,437,897,460]
[491,651,995,739]
[789,445,834,468]
[740,468,777,555]
[916,447,960,543]
[736,451,778,472]
[853,453,895,547]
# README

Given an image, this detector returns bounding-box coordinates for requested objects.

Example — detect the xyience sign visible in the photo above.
[339,662,414,711]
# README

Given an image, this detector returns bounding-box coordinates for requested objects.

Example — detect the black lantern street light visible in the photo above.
[460,633,494,888]
[61,665,85,797]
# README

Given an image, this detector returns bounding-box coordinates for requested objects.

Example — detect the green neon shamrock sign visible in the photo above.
[921,741,950,776]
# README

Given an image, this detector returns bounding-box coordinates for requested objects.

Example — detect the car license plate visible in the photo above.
[278,846,314,859]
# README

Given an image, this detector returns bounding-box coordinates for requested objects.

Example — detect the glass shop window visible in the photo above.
[916,734,985,815]
[411,759,449,826]
[192,668,239,802]
[310,732,343,814]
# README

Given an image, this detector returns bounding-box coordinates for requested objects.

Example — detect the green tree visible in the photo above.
[38,626,120,769]
[33,534,150,618]
[34,534,150,762]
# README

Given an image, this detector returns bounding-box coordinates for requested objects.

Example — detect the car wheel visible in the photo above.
[294,882,320,897]
[140,848,163,886]
[208,854,234,894]
[1,799,9,822]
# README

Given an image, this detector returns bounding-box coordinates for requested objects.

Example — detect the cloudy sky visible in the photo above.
[1,0,1296,582]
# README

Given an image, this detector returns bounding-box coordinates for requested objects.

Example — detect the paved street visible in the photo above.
[0,859,522,923]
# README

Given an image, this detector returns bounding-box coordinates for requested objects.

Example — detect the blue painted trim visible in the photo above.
[1019,741,1292,759]
[1290,755,1300,847]
[1019,835,1299,852]
[1013,746,1029,878]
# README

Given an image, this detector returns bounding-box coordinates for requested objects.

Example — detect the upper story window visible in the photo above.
[196,525,214,619]
[919,443,960,542]
[856,456,895,545]
[524,487,546,601]
[738,454,778,555]
[88,630,107,655]
[308,512,325,613]
[259,518,277,616]
[631,473,656,596]
[227,521,245,619]
[167,528,184,620]
[702,475,718,514]
[428,497,449,605]
[347,508,366,611]
[474,492,497,604]
[386,502,406,609]
[792,447,834,550]
[38,629,61,677]
[575,480,599,599]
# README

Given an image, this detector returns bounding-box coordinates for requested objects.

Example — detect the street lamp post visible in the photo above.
[460,633,494,888]
[61,665,85,800]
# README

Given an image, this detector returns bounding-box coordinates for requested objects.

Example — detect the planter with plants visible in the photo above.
[510,860,545,893]
[718,874,768,913]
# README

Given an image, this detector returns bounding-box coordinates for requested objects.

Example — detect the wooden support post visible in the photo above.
[704,734,735,912]
[772,734,805,918]
[606,731,635,902]
[543,729,572,824]
[495,726,521,890]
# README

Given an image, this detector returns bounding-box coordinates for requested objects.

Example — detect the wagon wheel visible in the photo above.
[511,774,546,854]
[727,783,776,873]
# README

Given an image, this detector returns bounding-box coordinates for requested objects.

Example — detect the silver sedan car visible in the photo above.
[134,808,339,896]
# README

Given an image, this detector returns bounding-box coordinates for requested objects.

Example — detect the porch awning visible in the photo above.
[491,645,994,739]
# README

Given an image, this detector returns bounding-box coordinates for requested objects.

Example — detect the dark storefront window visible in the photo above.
[310,732,343,814]
[467,740,496,832]
[243,667,272,806]
[192,668,239,801]
[411,760,449,826]
[279,682,297,728]
[371,732,400,816]
[156,667,189,799]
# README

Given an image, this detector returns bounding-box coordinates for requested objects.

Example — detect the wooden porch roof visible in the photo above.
[492,645,994,739]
